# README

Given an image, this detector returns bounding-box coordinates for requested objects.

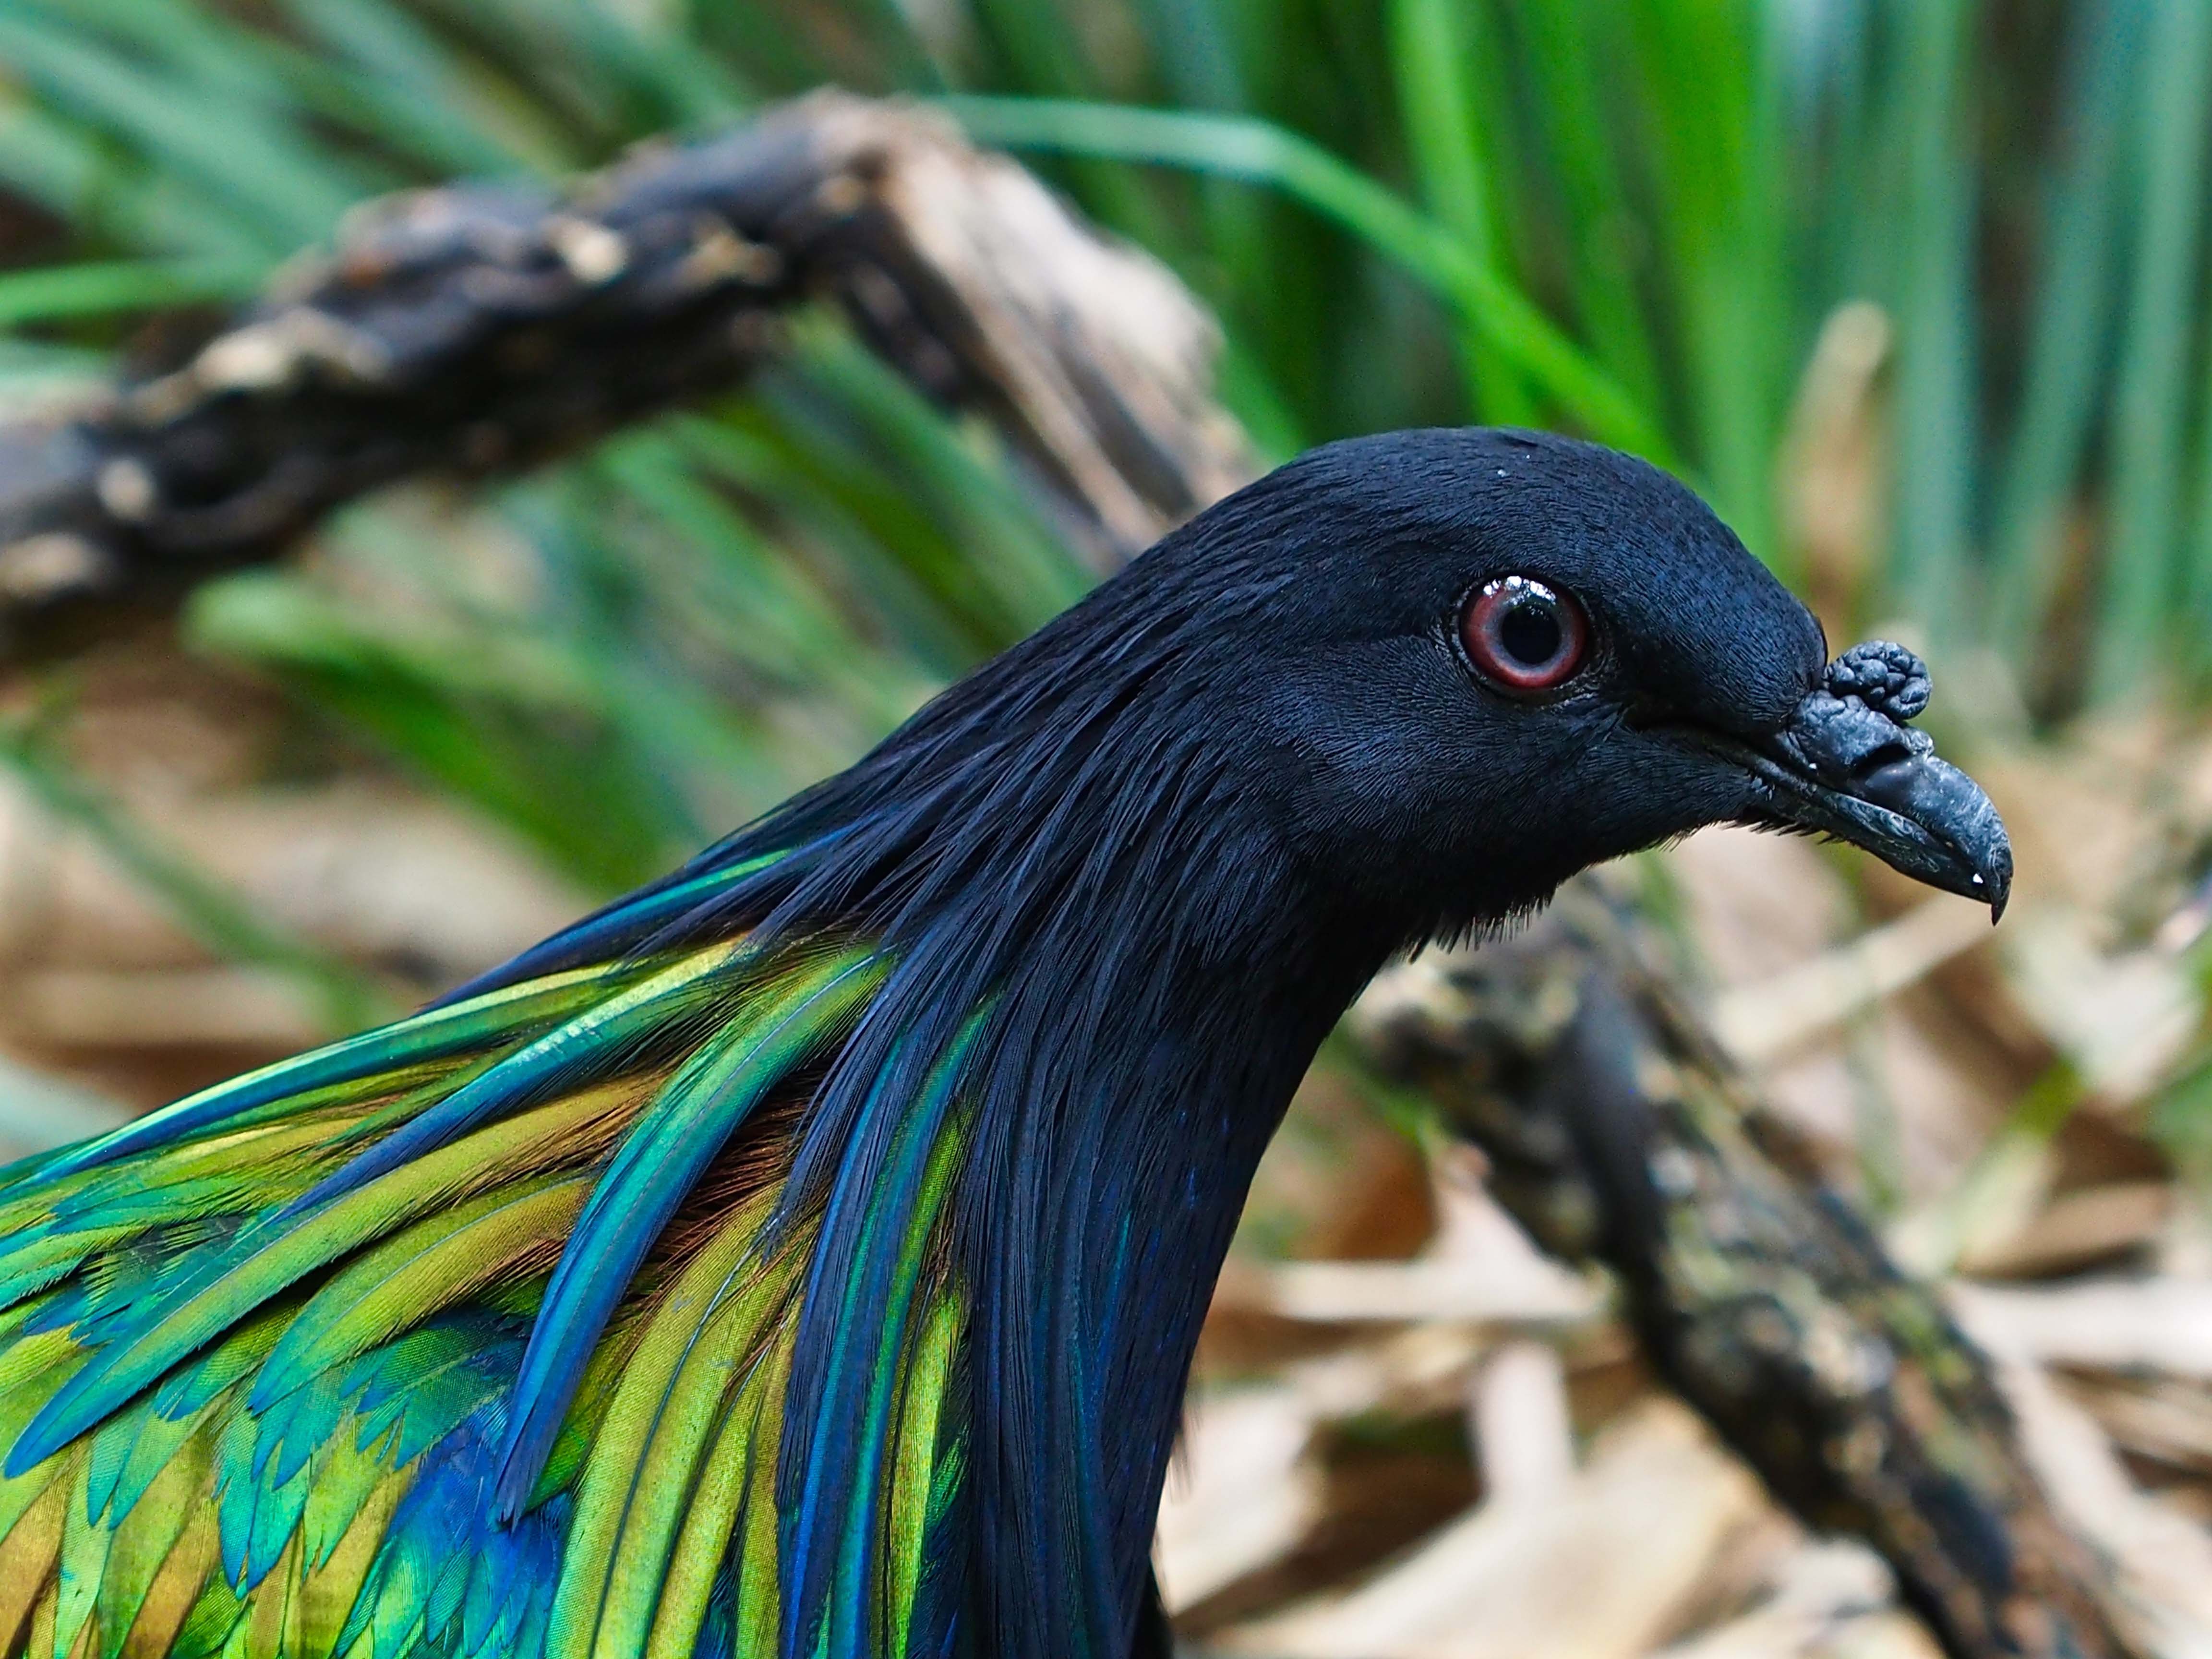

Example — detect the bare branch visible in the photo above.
[1352,883,2147,1659]
[0,93,1250,661]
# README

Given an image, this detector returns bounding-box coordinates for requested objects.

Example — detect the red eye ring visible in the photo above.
[1459,576,1589,692]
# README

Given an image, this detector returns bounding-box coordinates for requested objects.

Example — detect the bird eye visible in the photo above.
[1458,577,1588,692]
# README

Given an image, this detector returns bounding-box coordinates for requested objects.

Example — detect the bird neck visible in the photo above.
[734,719,1392,1653]
[932,799,1392,1653]
[1034,947,1371,1618]
[466,594,1415,1653]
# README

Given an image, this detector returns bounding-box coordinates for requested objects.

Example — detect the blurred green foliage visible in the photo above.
[2,0,2211,893]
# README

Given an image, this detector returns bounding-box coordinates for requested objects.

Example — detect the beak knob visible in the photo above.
[1824,639,1931,721]
[1757,640,2013,921]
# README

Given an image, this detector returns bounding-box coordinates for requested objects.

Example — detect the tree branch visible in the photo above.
[1353,884,2145,1659]
[0,92,1249,661]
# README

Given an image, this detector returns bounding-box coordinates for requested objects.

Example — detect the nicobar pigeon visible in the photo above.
[0,430,2009,1659]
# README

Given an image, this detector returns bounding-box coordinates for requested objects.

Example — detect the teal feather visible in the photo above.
[12,1084,634,1473]
[148,1308,287,1421]
[216,1402,311,1592]
[0,870,980,1658]
[283,940,753,1215]
[96,1392,217,1531]
[251,1176,586,1411]
[297,1411,395,1573]
[804,1021,978,1657]
[83,1395,146,1521]
[0,1226,137,1317]
[39,964,629,1182]
[492,944,887,1519]
[346,1324,520,1470]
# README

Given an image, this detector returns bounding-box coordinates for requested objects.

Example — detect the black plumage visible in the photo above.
[474,426,2007,1653]
[0,427,2008,1659]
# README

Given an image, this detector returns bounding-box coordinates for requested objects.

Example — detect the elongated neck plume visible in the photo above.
[460,488,1406,1654]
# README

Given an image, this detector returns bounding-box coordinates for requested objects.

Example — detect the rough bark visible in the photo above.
[1352,885,2143,1659]
[0,92,1249,661]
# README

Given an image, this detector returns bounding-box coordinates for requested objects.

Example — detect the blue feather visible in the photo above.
[490,947,886,1521]
[784,1015,979,1658]
[429,852,782,1008]
[278,940,755,1220]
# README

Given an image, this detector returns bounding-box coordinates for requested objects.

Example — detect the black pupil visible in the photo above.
[1497,598,1562,667]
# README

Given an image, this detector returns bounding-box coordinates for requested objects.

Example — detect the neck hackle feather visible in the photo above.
[0,481,1373,1659]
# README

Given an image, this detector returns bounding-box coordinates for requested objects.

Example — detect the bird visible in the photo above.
[0,428,2008,1659]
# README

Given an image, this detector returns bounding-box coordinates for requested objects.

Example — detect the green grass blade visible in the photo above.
[2094,0,2212,702]
[275,0,543,175]
[0,257,262,328]
[1388,0,1536,423]
[1506,0,1663,419]
[185,568,700,891]
[1132,0,1246,112]
[943,96,1670,460]
[771,324,1092,626]
[1884,0,1978,638]
[1988,0,2141,659]
[0,9,369,249]
[1620,0,1791,563]
[0,98,290,264]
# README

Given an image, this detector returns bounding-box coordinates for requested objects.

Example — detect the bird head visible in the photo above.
[1123,427,2011,944]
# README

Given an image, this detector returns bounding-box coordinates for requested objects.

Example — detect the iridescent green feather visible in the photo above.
[0,904,979,1659]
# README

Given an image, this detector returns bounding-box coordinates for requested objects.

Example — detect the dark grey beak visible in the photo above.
[1697,641,2013,920]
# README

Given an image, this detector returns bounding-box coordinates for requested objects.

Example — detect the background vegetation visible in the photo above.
[0,0,2207,1168]
[9,1,2212,832]
[5,5,2212,1649]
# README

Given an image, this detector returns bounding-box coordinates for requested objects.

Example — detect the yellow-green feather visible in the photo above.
[257,1176,587,1397]
[28,1083,647,1461]
[547,1184,796,1659]
[734,1324,796,1659]
[94,1424,216,1659]
[0,870,991,1659]
[887,1290,962,1656]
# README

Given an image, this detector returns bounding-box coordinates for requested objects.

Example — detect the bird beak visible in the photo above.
[1683,643,2013,920]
